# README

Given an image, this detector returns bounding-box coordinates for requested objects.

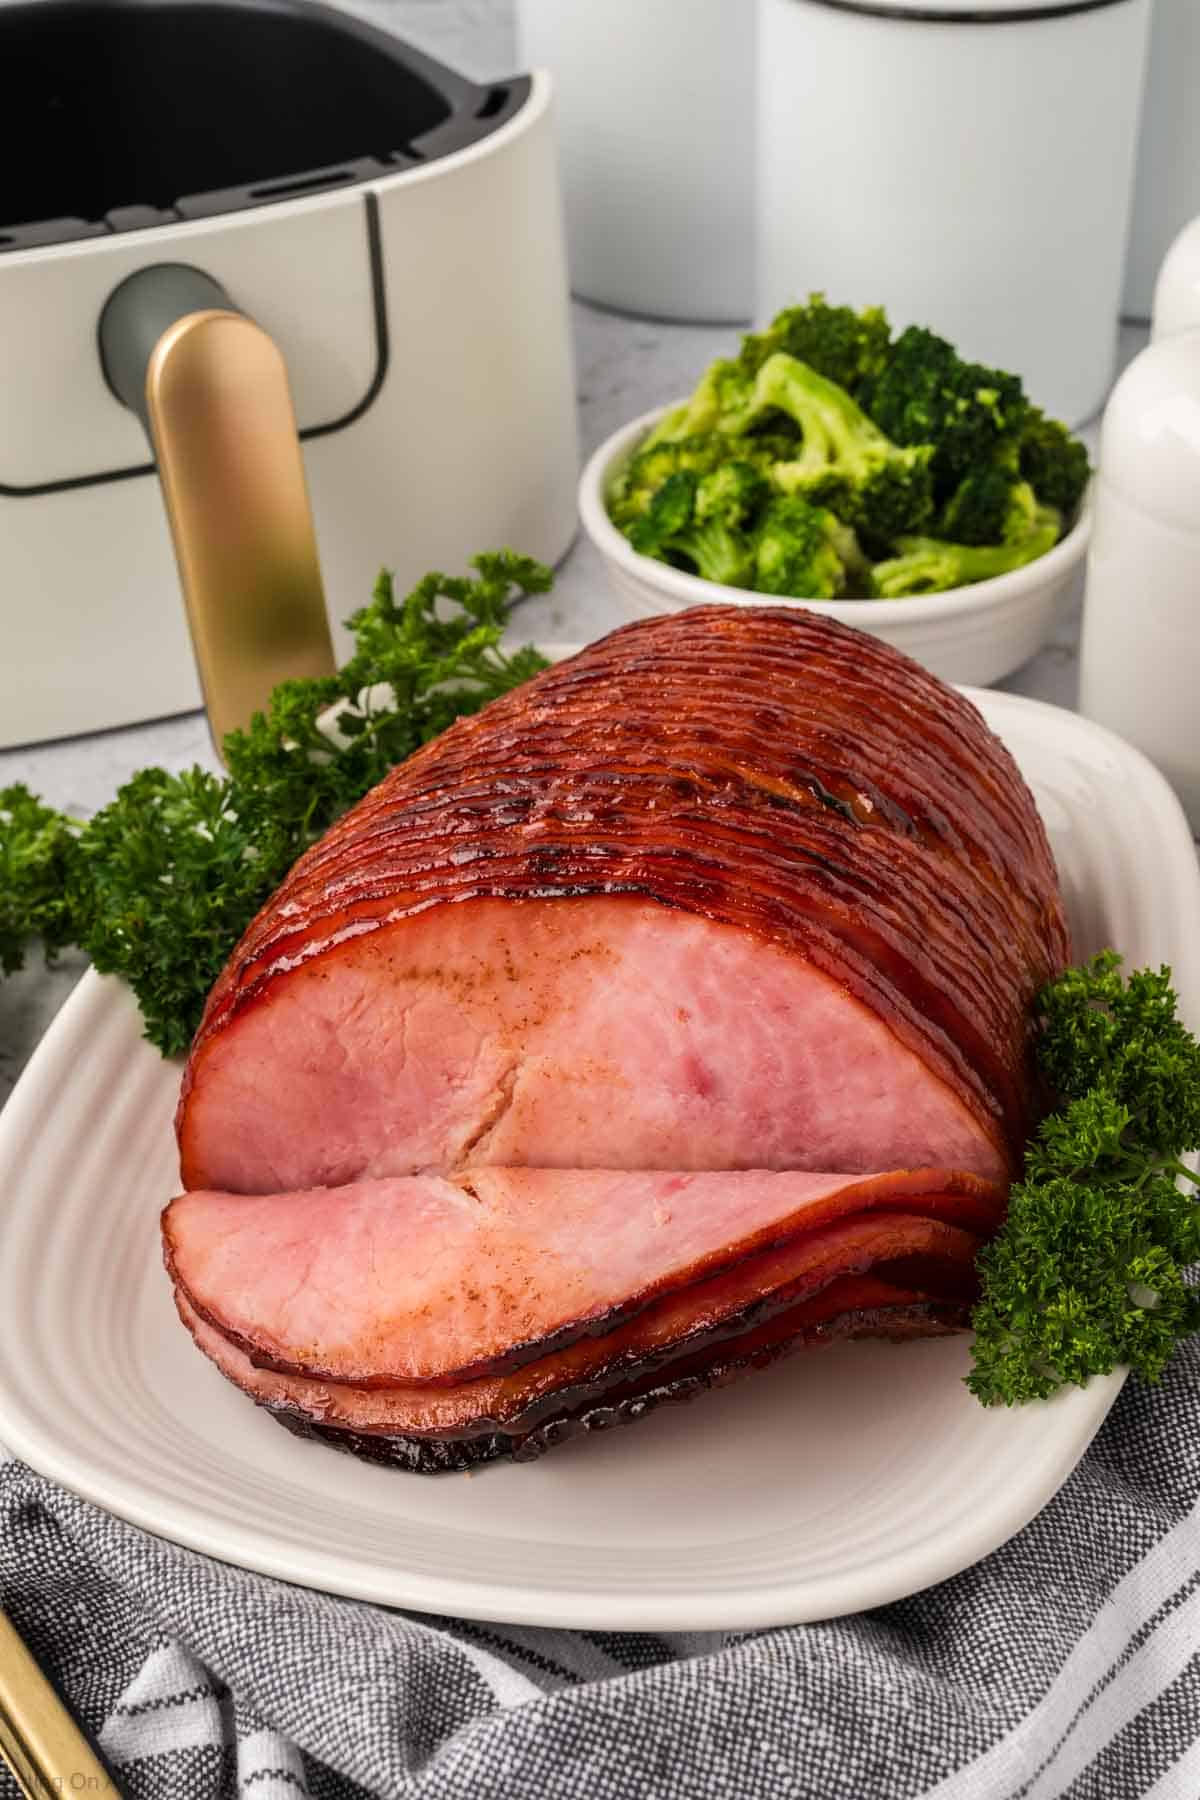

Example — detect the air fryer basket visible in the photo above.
[0,0,529,250]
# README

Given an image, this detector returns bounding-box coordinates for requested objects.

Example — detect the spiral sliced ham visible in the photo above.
[167,605,1069,1471]
[165,1166,1003,1387]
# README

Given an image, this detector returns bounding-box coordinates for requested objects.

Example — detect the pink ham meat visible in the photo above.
[169,1177,988,1468]
[179,899,1007,1195]
[166,605,1070,1471]
[165,1166,1002,1386]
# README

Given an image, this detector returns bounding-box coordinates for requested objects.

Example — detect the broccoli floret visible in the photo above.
[726,352,934,541]
[823,515,871,592]
[628,470,699,554]
[640,358,754,449]
[637,400,691,448]
[627,469,755,587]
[637,435,727,486]
[867,326,1028,502]
[675,518,756,587]
[610,434,730,529]
[736,428,804,474]
[938,454,1041,547]
[868,507,1061,598]
[695,461,769,530]
[1019,408,1090,520]
[610,443,682,527]
[739,294,891,395]
[753,495,850,599]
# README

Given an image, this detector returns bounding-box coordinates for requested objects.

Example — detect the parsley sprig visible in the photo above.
[968,952,1200,1405]
[0,786,81,976]
[1,552,550,1054]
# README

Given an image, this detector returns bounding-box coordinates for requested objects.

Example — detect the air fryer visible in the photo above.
[0,0,578,747]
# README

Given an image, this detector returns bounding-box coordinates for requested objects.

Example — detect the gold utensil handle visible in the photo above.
[0,1609,118,1797]
[144,307,336,751]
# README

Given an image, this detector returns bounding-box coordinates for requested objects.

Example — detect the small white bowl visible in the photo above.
[579,404,1092,688]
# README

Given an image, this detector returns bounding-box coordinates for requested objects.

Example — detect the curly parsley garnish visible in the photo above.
[0,785,81,977]
[1,552,550,1054]
[968,952,1200,1405]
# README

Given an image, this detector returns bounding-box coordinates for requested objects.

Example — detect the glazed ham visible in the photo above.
[166,605,1069,1470]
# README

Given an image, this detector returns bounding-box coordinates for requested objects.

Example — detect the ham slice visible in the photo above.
[172,1191,982,1469]
[177,1282,968,1471]
[164,1166,1002,1387]
[177,1278,969,1471]
[166,606,1070,1470]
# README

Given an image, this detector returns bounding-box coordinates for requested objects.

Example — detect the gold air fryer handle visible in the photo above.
[99,266,335,753]
[145,308,334,747]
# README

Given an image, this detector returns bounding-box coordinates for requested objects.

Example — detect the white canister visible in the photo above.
[1123,0,1200,321]
[1152,216,1200,343]
[1078,331,1200,831]
[757,0,1152,426]
[514,0,756,322]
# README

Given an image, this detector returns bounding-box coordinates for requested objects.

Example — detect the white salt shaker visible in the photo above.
[1078,332,1200,832]
[1152,215,1200,342]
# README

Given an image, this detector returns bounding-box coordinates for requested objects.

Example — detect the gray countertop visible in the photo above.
[0,304,1152,1107]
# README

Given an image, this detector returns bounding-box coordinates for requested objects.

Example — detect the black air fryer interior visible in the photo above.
[0,0,528,250]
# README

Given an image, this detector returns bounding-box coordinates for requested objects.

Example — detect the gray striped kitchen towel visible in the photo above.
[2,1334,1199,1800]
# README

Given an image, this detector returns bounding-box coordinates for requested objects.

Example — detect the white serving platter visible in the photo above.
[0,688,1197,1631]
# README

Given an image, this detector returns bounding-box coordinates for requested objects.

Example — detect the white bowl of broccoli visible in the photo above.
[578,300,1091,688]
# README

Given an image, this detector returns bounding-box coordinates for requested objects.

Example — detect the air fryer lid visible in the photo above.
[0,0,529,251]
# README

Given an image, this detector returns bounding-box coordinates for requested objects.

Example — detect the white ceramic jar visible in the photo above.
[1078,331,1200,831]
[514,0,756,322]
[757,0,1152,426]
[1152,216,1200,344]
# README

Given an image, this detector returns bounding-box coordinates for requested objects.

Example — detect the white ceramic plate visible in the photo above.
[1,690,1197,1631]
